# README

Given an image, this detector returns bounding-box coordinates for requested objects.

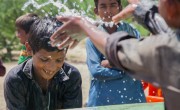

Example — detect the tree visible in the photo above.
[0,0,27,61]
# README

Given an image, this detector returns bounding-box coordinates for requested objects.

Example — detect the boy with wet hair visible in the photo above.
[15,13,39,64]
[4,17,82,109]
[85,0,145,107]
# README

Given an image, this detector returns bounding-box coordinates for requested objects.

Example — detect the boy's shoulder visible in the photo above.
[5,62,28,85]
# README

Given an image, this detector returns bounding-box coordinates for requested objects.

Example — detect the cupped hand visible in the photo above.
[50,16,86,49]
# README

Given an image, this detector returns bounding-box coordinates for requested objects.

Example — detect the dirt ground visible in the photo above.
[0,40,90,109]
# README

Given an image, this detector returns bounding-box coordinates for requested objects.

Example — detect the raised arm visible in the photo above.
[50,16,108,55]
[113,0,172,35]
[105,31,179,86]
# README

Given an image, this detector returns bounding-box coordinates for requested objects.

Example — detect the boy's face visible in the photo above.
[95,0,121,22]
[16,27,28,44]
[32,49,66,80]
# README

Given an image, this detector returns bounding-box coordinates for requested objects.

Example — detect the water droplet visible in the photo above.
[133,78,136,81]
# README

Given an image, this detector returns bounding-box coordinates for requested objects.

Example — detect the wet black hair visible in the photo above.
[15,13,39,33]
[28,17,64,54]
[94,0,121,8]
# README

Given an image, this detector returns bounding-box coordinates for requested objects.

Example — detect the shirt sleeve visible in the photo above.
[105,31,180,88]
[86,38,125,81]
[134,2,172,35]
[62,68,82,108]
[4,70,27,110]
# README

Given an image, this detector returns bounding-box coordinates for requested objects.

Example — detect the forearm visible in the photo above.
[79,19,108,55]
[105,31,164,82]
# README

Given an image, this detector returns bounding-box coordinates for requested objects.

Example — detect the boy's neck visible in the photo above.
[33,70,51,94]
[103,24,117,34]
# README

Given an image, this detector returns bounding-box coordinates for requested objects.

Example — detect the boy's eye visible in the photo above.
[56,59,63,63]
[100,5,106,9]
[111,4,117,7]
[41,58,49,62]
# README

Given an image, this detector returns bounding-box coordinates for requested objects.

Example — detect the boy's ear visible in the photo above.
[25,42,33,55]
[94,8,99,15]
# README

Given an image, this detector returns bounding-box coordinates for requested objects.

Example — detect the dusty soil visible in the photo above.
[0,39,90,109]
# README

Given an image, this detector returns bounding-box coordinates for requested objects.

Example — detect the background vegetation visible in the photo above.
[0,0,149,61]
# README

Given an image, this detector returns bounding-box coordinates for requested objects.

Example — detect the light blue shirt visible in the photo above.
[86,22,146,107]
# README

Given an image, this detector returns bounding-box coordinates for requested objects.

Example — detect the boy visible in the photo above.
[86,0,145,106]
[15,13,38,64]
[4,18,82,109]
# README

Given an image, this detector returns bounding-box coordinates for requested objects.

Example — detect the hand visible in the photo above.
[128,0,139,4]
[101,60,112,68]
[50,16,86,49]
[112,0,139,24]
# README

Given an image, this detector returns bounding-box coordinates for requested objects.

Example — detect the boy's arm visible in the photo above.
[4,71,27,109]
[86,39,125,81]
[113,0,172,35]
[62,68,82,108]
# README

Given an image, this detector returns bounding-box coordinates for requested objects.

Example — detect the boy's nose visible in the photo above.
[45,62,57,72]
[106,7,112,14]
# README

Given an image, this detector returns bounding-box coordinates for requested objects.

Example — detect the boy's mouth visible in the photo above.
[43,69,54,75]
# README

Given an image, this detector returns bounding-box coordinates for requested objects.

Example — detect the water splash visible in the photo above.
[22,0,116,27]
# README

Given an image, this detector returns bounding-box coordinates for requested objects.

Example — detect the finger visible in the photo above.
[56,16,72,22]
[112,4,135,24]
[50,20,72,42]
[51,32,67,47]
[57,36,73,50]
[69,40,79,49]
